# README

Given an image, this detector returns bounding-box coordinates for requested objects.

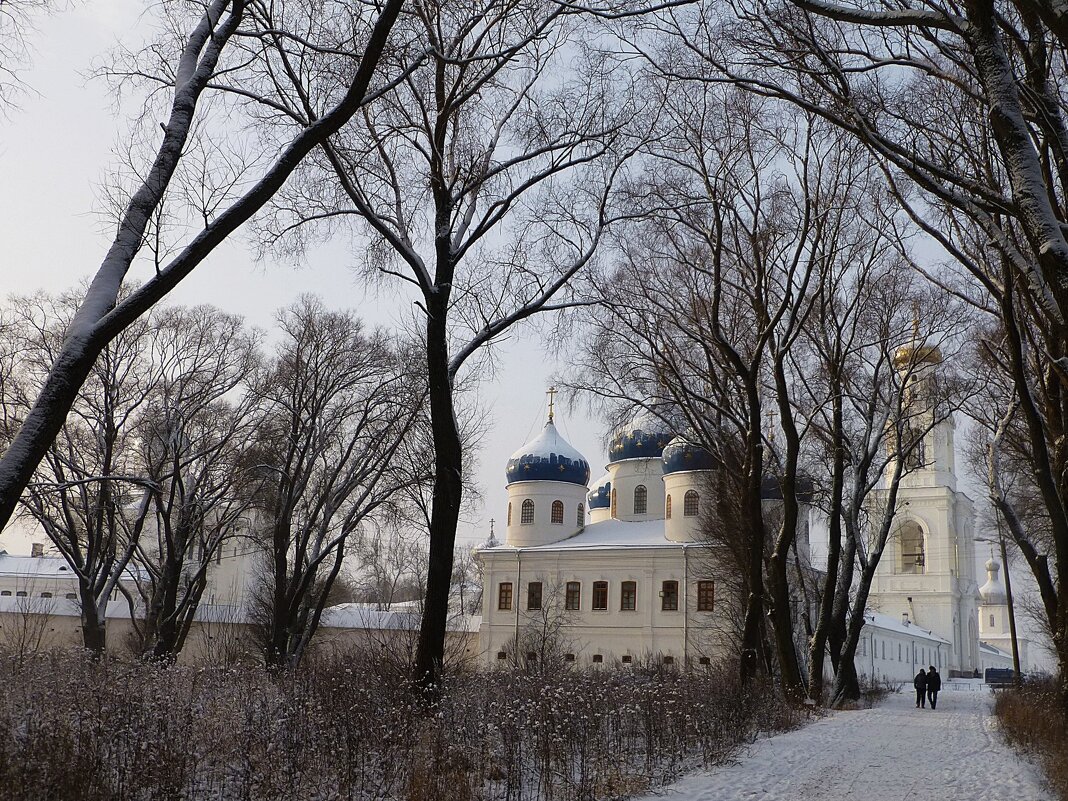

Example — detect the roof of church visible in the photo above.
[505,421,591,487]
[483,517,673,552]
[608,411,674,462]
[863,611,950,644]
[587,473,612,509]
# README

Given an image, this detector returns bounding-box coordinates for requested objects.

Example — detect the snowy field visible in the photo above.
[637,689,1052,801]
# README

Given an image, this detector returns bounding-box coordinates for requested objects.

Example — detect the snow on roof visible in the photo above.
[0,552,79,578]
[481,517,675,552]
[979,641,1011,657]
[0,551,143,581]
[863,611,950,644]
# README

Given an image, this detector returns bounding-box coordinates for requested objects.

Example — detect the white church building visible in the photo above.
[477,357,1015,679]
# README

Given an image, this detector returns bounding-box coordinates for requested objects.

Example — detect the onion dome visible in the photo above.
[505,421,590,486]
[662,436,718,474]
[587,473,612,509]
[979,559,1007,605]
[608,411,674,462]
[894,342,943,368]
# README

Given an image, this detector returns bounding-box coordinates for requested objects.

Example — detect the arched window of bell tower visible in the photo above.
[896,521,925,574]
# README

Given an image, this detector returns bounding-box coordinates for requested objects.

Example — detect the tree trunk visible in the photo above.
[80,596,107,656]
[414,300,464,687]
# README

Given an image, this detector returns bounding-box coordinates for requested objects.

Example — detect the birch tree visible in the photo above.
[0,0,405,533]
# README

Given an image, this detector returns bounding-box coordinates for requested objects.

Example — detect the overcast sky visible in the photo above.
[0,2,608,551]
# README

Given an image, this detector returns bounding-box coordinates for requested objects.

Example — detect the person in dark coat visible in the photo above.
[927,665,941,709]
[913,668,928,708]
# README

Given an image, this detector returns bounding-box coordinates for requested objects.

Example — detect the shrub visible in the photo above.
[0,649,803,800]
[994,677,1068,801]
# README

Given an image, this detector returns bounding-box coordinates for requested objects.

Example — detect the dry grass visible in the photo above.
[0,649,804,801]
[994,678,1068,801]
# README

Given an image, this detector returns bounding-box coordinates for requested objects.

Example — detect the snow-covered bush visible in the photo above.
[0,649,802,800]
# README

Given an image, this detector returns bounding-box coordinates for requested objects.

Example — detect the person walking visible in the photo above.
[913,668,928,708]
[927,665,941,709]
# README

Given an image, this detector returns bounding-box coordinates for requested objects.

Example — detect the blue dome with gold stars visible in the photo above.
[587,473,612,509]
[608,411,674,462]
[663,436,719,474]
[506,422,591,486]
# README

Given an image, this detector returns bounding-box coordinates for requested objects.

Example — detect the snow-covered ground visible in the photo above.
[637,689,1052,800]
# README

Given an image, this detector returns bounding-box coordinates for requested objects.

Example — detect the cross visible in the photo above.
[547,386,558,423]
[489,518,495,536]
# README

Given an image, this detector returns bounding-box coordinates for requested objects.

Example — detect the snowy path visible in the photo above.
[639,689,1052,801]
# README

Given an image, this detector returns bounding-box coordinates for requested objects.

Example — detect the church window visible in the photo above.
[666,494,672,519]
[897,523,925,574]
[859,639,867,657]
[661,580,679,611]
[697,580,715,611]
[592,581,608,610]
[566,581,581,610]
[902,427,926,469]
[577,503,584,526]
[551,500,564,525]
[498,582,513,611]
[684,490,700,517]
[611,489,617,517]
[521,499,535,525]
[507,503,512,526]
[634,485,648,515]
[621,581,637,611]
[990,614,995,628]
[528,582,543,610]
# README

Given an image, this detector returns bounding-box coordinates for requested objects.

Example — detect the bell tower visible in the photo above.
[869,335,980,676]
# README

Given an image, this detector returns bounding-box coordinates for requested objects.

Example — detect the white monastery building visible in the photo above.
[477,348,1017,679]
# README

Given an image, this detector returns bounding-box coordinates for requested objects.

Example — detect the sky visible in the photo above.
[0,2,608,550]
[0,3,1054,665]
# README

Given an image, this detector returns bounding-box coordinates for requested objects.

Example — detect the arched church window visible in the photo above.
[903,427,926,469]
[665,494,672,519]
[990,613,995,628]
[611,489,617,517]
[897,522,925,574]
[521,499,535,525]
[684,490,700,517]
[507,502,512,526]
[577,503,585,527]
[634,485,648,515]
[551,500,564,525]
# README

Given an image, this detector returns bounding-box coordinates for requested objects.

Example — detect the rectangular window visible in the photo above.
[565,581,581,611]
[697,580,715,612]
[498,582,513,611]
[527,582,543,611]
[592,654,603,664]
[661,580,679,611]
[898,643,902,661]
[621,580,637,611]
[592,581,608,611]
[621,654,633,664]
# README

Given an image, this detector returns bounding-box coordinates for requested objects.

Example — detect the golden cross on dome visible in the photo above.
[547,385,558,423]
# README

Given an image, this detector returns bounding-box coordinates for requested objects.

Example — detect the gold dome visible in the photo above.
[894,343,943,368]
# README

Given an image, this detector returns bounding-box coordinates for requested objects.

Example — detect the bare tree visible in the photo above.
[0,577,58,666]
[1,291,155,654]
[633,0,1068,705]
[234,0,644,686]
[248,297,427,669]
[0,0,405,533]
[130,304,261,660]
